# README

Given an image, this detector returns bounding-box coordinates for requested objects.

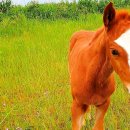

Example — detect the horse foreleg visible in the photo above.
[71,100,89,130]
[92,98,110,130]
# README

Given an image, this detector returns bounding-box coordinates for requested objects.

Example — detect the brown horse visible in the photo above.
[69,2,130,130]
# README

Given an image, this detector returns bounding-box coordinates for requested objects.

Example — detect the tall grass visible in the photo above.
[0,14,129,129]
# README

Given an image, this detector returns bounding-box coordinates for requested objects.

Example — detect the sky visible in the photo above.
[7,0,76,5]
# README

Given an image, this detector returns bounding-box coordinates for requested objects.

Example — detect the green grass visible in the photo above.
[0,14,129,130]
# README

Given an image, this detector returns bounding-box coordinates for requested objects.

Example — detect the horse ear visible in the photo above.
[103,2,115,29]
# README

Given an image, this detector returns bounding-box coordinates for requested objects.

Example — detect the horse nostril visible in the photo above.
[111,49,119,56]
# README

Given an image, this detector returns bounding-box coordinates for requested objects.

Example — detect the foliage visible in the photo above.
[97,0,110,13]
[24,2,79,20]
[0,0,11,13]
[1,0,130,21]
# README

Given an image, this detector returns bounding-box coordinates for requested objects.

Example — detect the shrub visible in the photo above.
[0,0,12,13]
[1,0,130,21]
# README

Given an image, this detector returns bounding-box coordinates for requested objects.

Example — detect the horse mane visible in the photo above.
[69,28,104,52]
[90,27,104,42]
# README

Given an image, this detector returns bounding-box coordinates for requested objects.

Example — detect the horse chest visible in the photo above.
[84,78,115,105]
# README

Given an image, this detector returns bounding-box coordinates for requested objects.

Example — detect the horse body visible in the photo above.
[69,3,130,130]
[69,28,115,105]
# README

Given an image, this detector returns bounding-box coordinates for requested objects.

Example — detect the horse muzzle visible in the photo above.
[124,83,130,93]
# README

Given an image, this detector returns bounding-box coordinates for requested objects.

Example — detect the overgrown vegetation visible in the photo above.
[0,13,129,130]
[0,0,130,129]
[0,0,130,21]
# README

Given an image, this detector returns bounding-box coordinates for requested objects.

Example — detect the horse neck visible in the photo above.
[96,55,113,86]
[92,28,114,86]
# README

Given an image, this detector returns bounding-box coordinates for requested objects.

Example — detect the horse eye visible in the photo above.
[111,49,119,56]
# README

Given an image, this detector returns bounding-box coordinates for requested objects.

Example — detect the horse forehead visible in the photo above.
[115,29,130,63]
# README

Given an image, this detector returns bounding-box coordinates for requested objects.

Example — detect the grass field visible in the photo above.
[0,14,130,130]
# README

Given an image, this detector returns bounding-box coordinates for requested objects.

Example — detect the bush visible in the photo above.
[1,0,130,21]
[97,0,110,13]
[78,0,98,14]
[0,0,12,13]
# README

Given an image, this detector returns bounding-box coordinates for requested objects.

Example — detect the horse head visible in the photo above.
[104,2,130,93]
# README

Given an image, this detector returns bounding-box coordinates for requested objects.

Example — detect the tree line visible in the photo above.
[0,0,130,21]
